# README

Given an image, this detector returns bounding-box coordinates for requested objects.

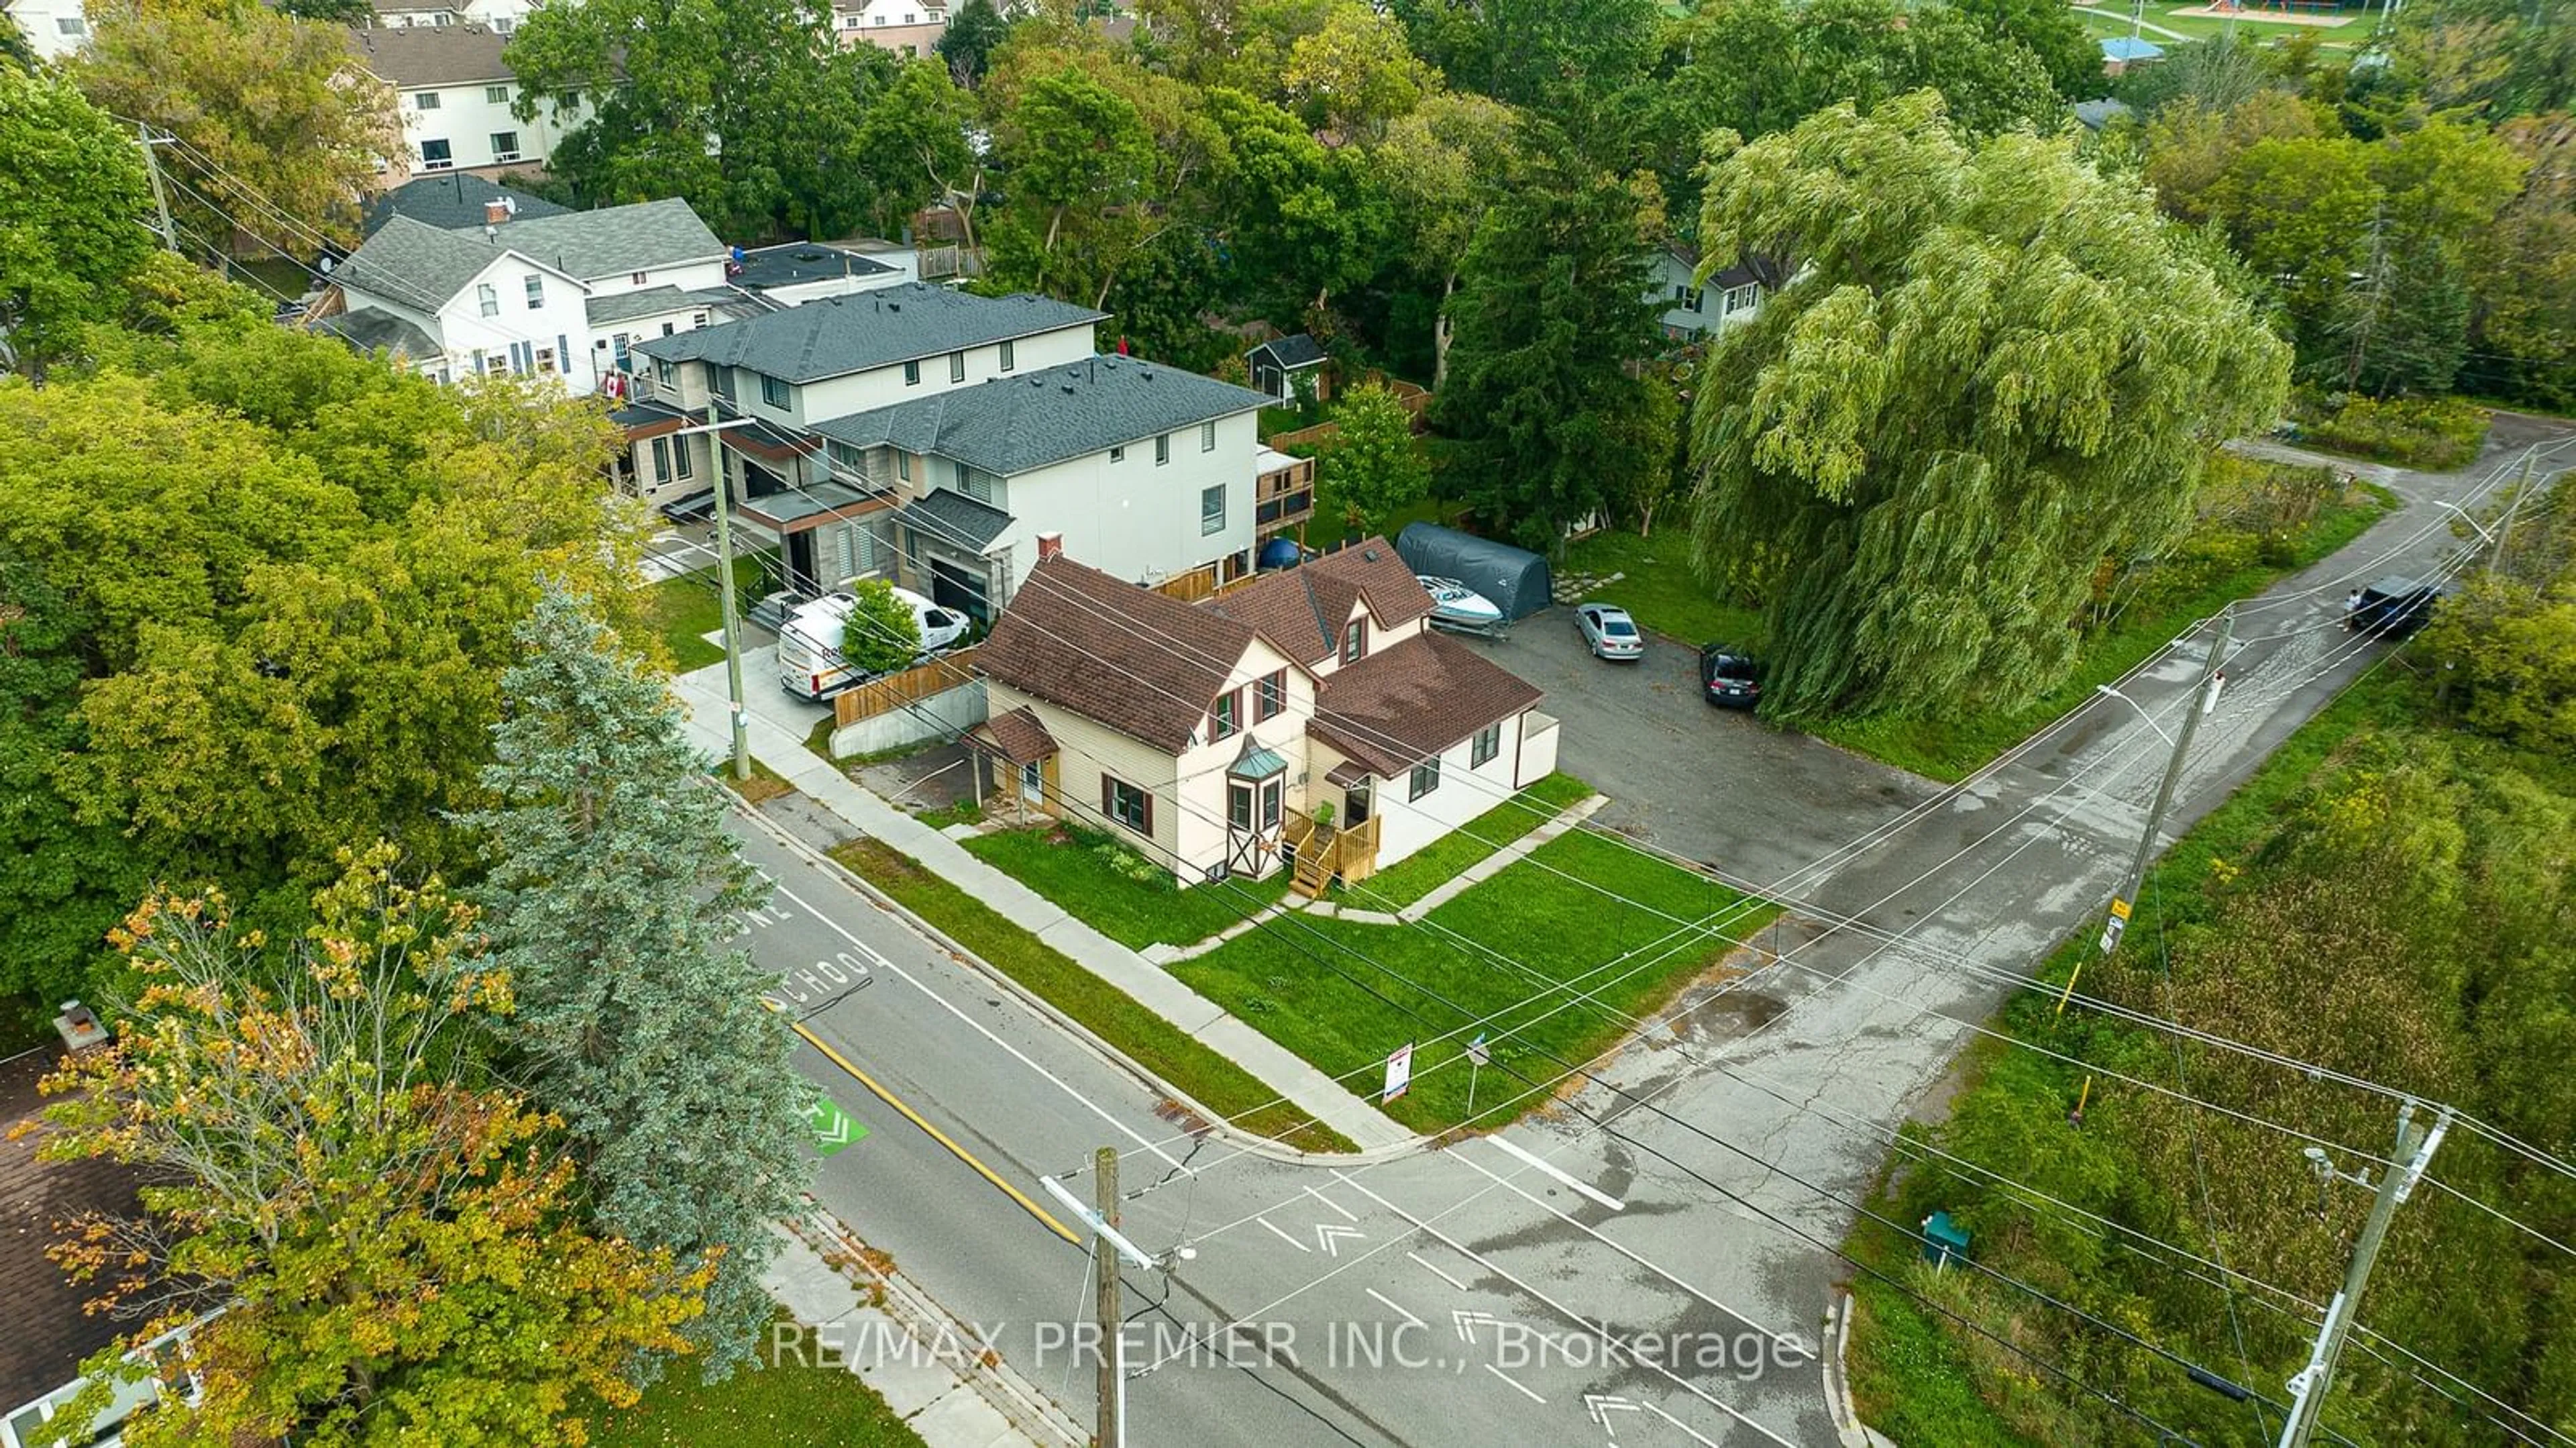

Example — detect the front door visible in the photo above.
[1021,760,1044,805]
[1344,784,1372,827]
[1226,779,1281,877]
[786,531,819,595]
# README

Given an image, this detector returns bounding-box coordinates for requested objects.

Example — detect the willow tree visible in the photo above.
[1687,92,2289,723]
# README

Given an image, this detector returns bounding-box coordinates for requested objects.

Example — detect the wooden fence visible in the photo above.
[832,645,981,727]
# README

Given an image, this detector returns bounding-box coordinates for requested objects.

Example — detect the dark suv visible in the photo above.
[2352,576,2443,639]
[1699,644,1764,709]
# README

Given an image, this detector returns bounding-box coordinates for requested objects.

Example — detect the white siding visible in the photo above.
[987,682,1187,869]
[398,80,590,176]
[13,0,89,60]
[419,252,597,393]
[1167,638,1317,882]
[1367,711,1534,870]
[983,409,1260,599]
[779,321,1097,423]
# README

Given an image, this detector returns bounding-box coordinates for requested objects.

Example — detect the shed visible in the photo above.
[1245,333,1332,405]
[1395,523,1552,621]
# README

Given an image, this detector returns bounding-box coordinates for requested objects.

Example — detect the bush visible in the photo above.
[2295,392,2490,469]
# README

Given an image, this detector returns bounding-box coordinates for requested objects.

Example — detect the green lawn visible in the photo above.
[1560,529,1766,650]
[647,558,765,672]
[961,822,1291,949]
[1171,830,1778,1135]
[828,838,1356,1153]
[2074,2,2362,45]
[1811,483,2397,782]
[1338,772,1594,911]
[586,1324,924,1448]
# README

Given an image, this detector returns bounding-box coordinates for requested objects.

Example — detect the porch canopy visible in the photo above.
[967,706,1058,766]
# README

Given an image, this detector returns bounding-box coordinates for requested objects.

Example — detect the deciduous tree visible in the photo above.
[938,0,1014,85]
[1320,381,1428,535]
[466,585,812,1380]
[1687,93,2288,721]
[0,70,157,370]
[32,854,707,1447]
[1372,91,1519,389]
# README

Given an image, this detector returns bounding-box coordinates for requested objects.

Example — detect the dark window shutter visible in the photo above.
[1142,790,1154,835]
[1102,774,1113,819]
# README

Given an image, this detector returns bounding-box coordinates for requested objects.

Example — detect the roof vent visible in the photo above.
[1061,384,1075,395]
[888,302,900,311]
[1362,548,1380,562]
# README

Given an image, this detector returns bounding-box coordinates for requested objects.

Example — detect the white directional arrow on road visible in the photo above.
[1452,1308,1501,1344]
[1313,1221,1366,1257]
[1584,1394,1643,1438]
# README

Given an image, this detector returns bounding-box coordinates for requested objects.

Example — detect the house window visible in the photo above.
[1103,776,1150,835]
[489,131,520,162]
[631,271,649,285]
[651,435,673,483]
[1472,723,1501,768]
[1201,484,1225,535]
[653,358,674,389]
[535,346,557,374]
[524,274,545,309]
[55,15,85,33]
[1155,433,1170,465]
[415,91,441,111]
[1228,781,1254,831]
[476,282,498,317]
[1000,339,1015,371]
[1110,445,1125,464]
[1674,285,1703,311]
[1263,777,1282,827]
[1342,617,1366,664]
[949,351,965,382]
[706,362,733,400]
[1211,688,1240,741]
[419,138,453,170]
[962,468,996,505]
[1725,282,1761,315]
[1409,757,1441,801]
[509,339,534,372]
[674,434,693,479]
[491,17,511,33]
[904,360,920,386]
[486,84,510,103]
[827,439,865,474]
[1201,420,1216,452]
[761,374,790,409]
[1254,670,1285,721]
[896,452,912,482]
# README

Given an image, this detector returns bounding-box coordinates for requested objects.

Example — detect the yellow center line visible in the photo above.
[782,1011,1079,1246]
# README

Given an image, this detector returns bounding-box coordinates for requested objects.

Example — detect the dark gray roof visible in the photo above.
[364,174,567,237]
[811,355,1267,477]
[633,283,1106,383]
[312,306,439,358]
[480,198,724,282]
[2072,99,2134,132]
[1246,333,1326,370]
[336,214,541,310]
[731,243,900,292]
[902,488,1012,553]
[587,285,704,327]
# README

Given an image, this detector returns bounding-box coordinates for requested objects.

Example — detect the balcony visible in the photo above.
[1254,448,1317,537]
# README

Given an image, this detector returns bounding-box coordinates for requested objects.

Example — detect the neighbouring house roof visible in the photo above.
[480,198,726,284]
[609,397,691,437]
[1207,537,1435,667]
[635,284,1106,384]
[1308,630,1543,778]
[347,23,513,87]
[311,305,439,359]
[334,213,578,311]
[810,356,1268,478]
[899,488,1012,554]
[1660,244,1766,293]
[981,554,1265,755]
[1245,333,1327,371]
[729,242,901,293]
[586,285,703,327]
[362,174,567,236]
[968,706,1057,766]
[1,1049,142,1410]
[2100,36,2164,62]
[2072,98,2133,132]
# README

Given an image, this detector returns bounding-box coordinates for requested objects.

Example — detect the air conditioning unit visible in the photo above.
[492,149,520,163]
[420,158,455,171]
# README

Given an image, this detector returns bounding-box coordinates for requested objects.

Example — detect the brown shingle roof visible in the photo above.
[967,706,1057,766]
[347,24,515,88]
[981,556,1258,754]
[1208,537,1434,666]
[1,1049,142,1409]
[1309,631,1542,778]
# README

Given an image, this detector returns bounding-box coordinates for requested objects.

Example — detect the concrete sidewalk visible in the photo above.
[670,668,1415,1152]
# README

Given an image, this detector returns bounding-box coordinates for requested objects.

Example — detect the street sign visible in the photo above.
[1383,1042,1415,1103]
[806,1095,867,1157]
[2108,896,2133,921]
[2096,913,2127,955]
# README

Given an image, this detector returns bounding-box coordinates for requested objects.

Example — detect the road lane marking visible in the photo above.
[1303,1185,1356,1221]
[1446,1149,1801,1352]
[767,876,1189,1171]
[1333,1170,1796,1448]
[1409,1250,1470,1292]
[1363,1288,1424,1329]
[780,1011,1077,1246]
[1256,1217,1310,1252]
[1313,1222,1365,1256]
[1644,1401,1722,1447]
[1483,1364,1546,1404]
[1586,1394,1643,1437]
[1489,1135,1624,1211]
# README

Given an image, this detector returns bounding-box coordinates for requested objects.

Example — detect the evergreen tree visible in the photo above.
[466,584,810,1381]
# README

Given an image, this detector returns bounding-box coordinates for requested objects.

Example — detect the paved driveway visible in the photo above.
[1458,616,1939,890]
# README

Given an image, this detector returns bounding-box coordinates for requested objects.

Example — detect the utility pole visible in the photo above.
[2078,608,2233,982]
[1093,1146,1122,1448]
[2487,451,2537,578]
[2277,1103,2452,1447]
[136,123,177,254]
[708,392,753,782]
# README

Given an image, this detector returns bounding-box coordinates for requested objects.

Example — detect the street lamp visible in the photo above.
[2431,499,2498,546]
[2095,683,2176,747]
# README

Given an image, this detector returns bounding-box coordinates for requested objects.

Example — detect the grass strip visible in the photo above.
[1340,772,1595,911]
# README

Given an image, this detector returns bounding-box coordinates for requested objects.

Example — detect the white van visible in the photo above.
[777,586,969,701]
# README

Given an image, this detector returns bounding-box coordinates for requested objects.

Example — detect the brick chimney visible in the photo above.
[1037,532,1063,561]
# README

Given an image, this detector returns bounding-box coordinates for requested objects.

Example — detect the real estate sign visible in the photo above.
[1383,1043,1415,1104]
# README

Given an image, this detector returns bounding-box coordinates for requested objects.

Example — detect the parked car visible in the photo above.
[2351,575,2444,639]
[1575,603,1644,660]
[1698,645,1764,709]
[657,490,716,525]
[777,587,969,701]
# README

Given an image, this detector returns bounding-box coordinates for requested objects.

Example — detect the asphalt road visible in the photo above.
[718,413,2575,1448]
